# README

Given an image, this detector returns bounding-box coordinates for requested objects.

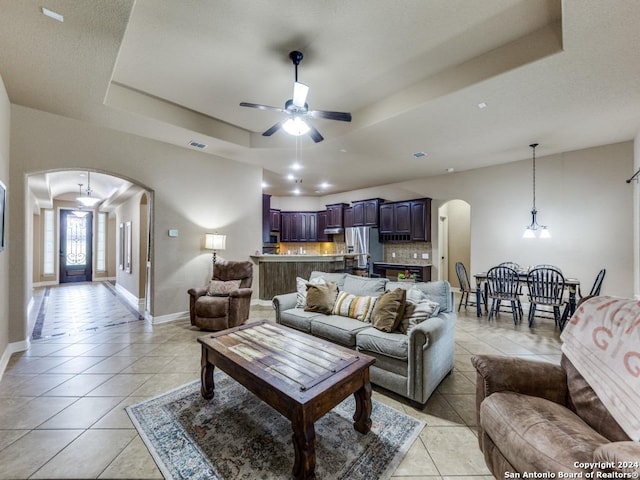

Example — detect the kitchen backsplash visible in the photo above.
[278,240,432,265]
[382,242,432,265]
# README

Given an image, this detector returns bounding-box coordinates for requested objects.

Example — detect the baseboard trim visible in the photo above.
[115,284,142,311]
[252,299,272,307]
[33,280,58,288]
[149,311,189,324]
[0,339,30,381]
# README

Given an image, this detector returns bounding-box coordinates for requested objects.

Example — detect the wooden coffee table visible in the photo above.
[198,321,375,480]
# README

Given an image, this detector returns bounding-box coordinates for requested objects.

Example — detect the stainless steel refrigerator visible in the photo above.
[344,227,383,275]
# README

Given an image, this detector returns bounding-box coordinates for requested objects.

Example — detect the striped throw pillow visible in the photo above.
[332,291,378,322]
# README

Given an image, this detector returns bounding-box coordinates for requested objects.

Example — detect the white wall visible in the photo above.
[9,105,263,343]
[0,74,10,373]
[279,142,634,297]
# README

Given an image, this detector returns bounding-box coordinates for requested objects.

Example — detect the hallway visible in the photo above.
[0,282,563,478]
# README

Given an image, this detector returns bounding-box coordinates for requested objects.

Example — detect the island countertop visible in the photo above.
[251,254,356,263]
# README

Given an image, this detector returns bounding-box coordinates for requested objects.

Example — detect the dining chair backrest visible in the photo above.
[486,266,520,298]
[527,267,566,306]
[589,268,606,296]
[534,264,562,273]
[455,262,471,293]
[499,261,520,271]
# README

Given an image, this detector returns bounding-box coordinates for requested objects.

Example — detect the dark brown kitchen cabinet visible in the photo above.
[379,198,431,242]
[410,199,431,241]
[269,209,280,232]
[379,203,394,234]
[317,211,331,242]
[280,211,318,242]
[343,207,354,228]
[262,194,271,243]
[352,198,383,227]
[326,203,348,228]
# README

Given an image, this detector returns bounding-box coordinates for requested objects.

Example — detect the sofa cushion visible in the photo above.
[304,282,338,315]
[562,356,630,442]
[310,315,371,347]
[342,274,387,296]
[295,276,326,308]
[397,298,440,334]
[481,391,610,475]
[332,291,377,322]
[370,288,406,332]
[278,308,322,333]
[309,271,347,289]
[411,281,452,313]
[195,296,229,317]
[206,279,241,296]
[356,327,408,360]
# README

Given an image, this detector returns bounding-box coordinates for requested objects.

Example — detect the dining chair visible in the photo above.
[579,268,606,298]
[498,261,520,271]
[455,261,480,311]
[534,264,562,273]
[486,266,522,324]
[526,267,568,328]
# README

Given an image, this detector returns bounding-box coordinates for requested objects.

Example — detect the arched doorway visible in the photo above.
[438,199,471,288]
[28,169,154,320]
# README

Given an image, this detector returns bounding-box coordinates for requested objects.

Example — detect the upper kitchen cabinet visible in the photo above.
[317,210,331,242]
[343,207,354,228]
[352,198,383,227]
[379,198,431,242]
[280,212,318,242]
[326,203,349,229]
[262,194,272,244]
[269,209,281,232]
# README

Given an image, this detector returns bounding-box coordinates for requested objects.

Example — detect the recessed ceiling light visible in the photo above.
[291,162,302,170]
[293,188,301,195]
[319,182,330,189]
[478,102,487,109]
[42,7,64,22]
[412,151,427,158]
[287,174,294,181]
[261,182,268,188]
[340,149,347,153]
[446,167,455,173]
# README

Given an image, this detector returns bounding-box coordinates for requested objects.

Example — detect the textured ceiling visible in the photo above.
[2,0,640,198]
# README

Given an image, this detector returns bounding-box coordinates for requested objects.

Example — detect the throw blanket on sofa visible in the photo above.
[561,296,640,441]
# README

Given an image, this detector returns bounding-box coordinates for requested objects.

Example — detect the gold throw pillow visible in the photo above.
[304,282,338,314]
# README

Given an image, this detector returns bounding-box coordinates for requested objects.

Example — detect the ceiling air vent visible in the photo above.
[412,151,427,158]
[188,140,208,149]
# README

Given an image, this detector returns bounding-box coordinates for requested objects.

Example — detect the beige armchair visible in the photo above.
[188,260,253,331]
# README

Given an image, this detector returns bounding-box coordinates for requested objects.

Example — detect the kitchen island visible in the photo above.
[251,254,356,300]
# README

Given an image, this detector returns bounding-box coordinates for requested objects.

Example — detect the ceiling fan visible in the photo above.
[240,51,352,143]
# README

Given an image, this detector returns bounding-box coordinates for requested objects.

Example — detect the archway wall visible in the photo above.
[9,105,263,343]
[320,141,634,299]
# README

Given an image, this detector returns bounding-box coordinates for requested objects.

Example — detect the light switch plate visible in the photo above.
[168,229,179,237]
[422,253,429,259]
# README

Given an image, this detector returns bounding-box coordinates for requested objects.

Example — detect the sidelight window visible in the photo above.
[96,212,106,272]
[43,209,55,275]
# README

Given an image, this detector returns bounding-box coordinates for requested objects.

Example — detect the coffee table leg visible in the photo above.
[353,373,373,434]
[292,410,316,480]
[200,347,215,400]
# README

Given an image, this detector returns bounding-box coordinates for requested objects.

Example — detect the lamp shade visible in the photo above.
[205,233,226,250]
[282,117,310,136]
[76,195,101,207]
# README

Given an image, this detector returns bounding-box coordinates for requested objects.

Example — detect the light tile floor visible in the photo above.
[0,283,564,479]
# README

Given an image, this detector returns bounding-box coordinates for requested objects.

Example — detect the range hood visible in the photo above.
[323,227,344,235]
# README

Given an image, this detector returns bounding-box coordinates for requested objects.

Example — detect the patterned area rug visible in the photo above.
[127,373,424,480]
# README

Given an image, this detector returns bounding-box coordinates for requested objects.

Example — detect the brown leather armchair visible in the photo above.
[188,260,253,331]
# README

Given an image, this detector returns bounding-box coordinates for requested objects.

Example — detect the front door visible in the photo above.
[59,210,93,283]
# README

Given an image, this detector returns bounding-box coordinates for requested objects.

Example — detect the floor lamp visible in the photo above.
[205,233,226,278]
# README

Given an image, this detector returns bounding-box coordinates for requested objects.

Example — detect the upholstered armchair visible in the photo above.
[188,260,253,331]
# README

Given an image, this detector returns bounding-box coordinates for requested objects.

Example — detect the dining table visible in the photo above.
[473,271,580,318]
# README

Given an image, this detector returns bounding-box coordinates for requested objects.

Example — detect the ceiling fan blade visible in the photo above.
[308,109,352,122]
[240,102,287,114]
[307,124,324,143]
[262,120,286,137]
[292,82,309,108]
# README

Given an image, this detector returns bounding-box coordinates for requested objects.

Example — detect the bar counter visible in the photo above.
[251,254,355,300]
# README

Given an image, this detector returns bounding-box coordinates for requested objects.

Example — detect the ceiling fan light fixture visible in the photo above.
[283,117,310,136]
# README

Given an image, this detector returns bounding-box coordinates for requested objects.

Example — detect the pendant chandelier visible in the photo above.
[76,171,101,207]
[72,183,90,218]
[523,143,551,239]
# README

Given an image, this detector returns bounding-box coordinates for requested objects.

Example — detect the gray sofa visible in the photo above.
[272,271,456,405]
